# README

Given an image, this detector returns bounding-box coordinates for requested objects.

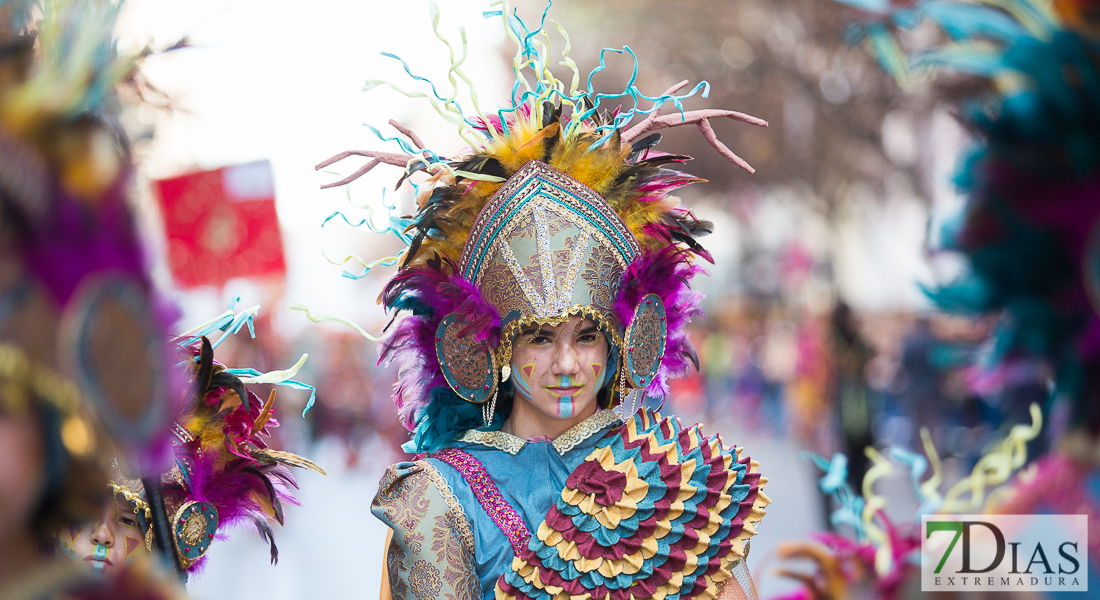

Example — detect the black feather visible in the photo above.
[683,339,701,372]
[209,371,249,412]
[635,154,692,168]
[252,518,279,565]
[541,100,555,128]
[249,465,284,526]
[456,156,508,180]
[196,337,214,396]
[394,159,430,190]
[628,133,662,159]
[267,466,300,491]
[542,106,562,162]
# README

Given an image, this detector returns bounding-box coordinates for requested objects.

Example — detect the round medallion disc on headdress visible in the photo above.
[436,313,498,403]
[60,276,168,449]
[173,501,218,569]
[624,294,667,389]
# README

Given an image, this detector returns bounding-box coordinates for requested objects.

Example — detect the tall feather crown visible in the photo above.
[317,2,767,452]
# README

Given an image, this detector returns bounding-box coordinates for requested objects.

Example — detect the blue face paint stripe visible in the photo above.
[556,374,576,417]
[513,364,534,400]
[92,544,108,573]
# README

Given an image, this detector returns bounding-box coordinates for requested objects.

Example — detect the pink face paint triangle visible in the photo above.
[523,364,535,379]
[124,535,142,557]
[592,363,603,379]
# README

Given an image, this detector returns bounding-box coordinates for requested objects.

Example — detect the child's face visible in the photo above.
[510,316,610,422]
[61,496,147,574]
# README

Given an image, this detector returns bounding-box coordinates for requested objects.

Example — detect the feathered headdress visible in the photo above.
[105,301,325,575]
[156,335,325,573]
[832,0,1100,428]
[316,1,767,452]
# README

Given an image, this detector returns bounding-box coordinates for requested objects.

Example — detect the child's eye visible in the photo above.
[577,334,598,344]
[527,335,552,345]
[119,516,138,528]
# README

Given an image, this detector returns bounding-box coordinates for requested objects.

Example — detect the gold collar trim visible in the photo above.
[458,428,527,455]
[457,409,622,456]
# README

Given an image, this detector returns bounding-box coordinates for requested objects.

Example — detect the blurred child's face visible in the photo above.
[61,496,147,574]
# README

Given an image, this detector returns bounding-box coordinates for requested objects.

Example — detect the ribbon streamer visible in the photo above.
[226,353,317,417]
[289,302,383,342]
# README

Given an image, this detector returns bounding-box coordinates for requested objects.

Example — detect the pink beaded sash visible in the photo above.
[425,448,532,556]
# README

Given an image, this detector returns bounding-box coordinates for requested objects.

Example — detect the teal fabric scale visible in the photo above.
[426,417,620,600]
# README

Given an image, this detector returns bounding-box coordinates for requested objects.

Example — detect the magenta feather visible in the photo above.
[614,245,707,398]
[379,261,500,430]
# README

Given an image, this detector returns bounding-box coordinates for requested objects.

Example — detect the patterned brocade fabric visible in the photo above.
[372,460,481,600]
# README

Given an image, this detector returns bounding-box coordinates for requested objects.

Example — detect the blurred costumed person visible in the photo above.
[764,0,1100,597]
[770,407,1040,600]
[313,3,771,599]
[57,322,326,580]
[0,0,186,598]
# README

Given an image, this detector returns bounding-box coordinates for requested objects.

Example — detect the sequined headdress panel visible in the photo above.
[460,160,639,355]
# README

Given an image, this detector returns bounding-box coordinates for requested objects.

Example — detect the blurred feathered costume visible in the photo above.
[772,405,1041,600]
[0,0,176,536]
[0,1,187,598]
[836,0,1100,432]
[772,0,1100,597]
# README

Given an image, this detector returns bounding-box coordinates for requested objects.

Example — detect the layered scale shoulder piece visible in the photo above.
[496,408,769,600]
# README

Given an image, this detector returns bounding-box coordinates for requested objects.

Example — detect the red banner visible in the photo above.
[156,161,286,289]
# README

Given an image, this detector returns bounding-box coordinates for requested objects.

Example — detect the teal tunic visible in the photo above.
[371,409,621,600]
[371,408,765,600]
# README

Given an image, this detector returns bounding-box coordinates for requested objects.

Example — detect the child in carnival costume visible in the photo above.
[316,3,772,599]
[0,0,185,597]
[59,326,326,580]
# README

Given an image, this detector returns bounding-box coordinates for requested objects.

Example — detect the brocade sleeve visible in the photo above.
[372,460,482,600]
